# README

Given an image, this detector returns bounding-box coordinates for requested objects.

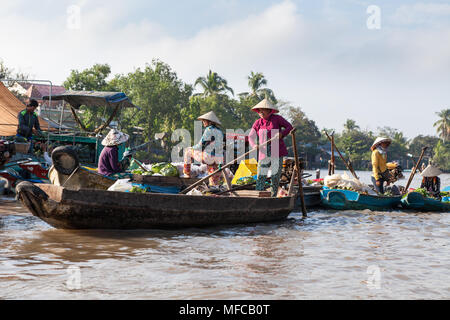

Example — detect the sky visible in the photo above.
[1,0,449,139]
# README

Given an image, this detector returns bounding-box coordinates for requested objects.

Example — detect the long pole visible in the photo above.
[404,147,427,193]
[181,132,282,194]
[331,133,335,174]
[324,131,359,180]
[291,129,307,217]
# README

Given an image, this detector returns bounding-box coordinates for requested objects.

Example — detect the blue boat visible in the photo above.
[320,188,402,211]
[401,192,450,212]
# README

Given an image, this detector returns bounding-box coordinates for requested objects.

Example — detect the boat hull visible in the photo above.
[16,182,295,229]
[401,192,450,212]
[320,189,401,211]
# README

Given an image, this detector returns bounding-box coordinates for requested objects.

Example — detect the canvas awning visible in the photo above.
[42,90,138,134]
[42,91,138,109]
[0,82,52,136]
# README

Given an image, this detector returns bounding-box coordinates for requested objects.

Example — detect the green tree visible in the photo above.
[343,119,360,132]
[433,140,450,172]
[194,70,234,97]
[408,135,440,164]
[433,109,450,142]
[281,105,321,165]
[113,59,193,160]
[239,71,277,104]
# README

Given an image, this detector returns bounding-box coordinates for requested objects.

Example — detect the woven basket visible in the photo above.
[14,142,31,154]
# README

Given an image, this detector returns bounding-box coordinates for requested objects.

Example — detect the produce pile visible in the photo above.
[131,162,179,177]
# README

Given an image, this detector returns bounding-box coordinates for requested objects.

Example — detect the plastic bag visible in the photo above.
[107,179,134,192]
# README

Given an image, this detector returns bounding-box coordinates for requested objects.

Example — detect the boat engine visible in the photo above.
[0,140,15,169]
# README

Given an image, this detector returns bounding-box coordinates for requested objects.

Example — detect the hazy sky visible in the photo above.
[1,0,449,139]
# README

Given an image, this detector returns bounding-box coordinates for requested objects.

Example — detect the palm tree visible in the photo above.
[194,70,234,97]
[239,71,277,103]
[433,109,450,142]
[343,119,360,132]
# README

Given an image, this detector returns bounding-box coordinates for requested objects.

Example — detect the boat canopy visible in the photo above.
[42,91,139,134]
[43,91,138,109]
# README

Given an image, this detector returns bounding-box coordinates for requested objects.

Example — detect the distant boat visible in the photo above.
[401,192,450,212]
[320,188,402,211]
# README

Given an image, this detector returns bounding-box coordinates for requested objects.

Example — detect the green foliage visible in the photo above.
[432,140,450,171]
[433,109,450,142]
[408,135,439,158]
[194,70,234,97]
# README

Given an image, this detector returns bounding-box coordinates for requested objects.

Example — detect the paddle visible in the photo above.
[403,147,428,194]
[324,130,359,180]
[290,129,307,217]
[180,131,283,195]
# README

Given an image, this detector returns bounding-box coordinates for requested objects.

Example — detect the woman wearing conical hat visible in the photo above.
[248,98,293,197]
[420,164,442,199]
[183,111,224,186]
[370,137,392,194]
[98,129,129,176]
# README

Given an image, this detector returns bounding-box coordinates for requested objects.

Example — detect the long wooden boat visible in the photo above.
[49,165,200,191]
[15,182,295,229]
[320,188,402,211]
[400,192,450,212]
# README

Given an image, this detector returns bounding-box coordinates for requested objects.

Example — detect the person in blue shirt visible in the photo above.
[183,111,224,186]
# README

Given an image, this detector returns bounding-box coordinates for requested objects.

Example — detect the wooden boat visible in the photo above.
[48,165,116,190]
[400,192,450,212]
[295,186,322,208]
[49,165,201,191]
[320,188,402,211]
[15,182,295,229]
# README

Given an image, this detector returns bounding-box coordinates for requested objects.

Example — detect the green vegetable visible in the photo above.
[151,162,167,174]
[160,163,179,177]
[130,186,146,193]
[132,169,144,175]
[413,188,431,198]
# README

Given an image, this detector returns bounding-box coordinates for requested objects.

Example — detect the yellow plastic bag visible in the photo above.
[231,159,258,185]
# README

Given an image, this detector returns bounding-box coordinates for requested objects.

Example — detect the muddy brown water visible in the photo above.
[0,171,449,299]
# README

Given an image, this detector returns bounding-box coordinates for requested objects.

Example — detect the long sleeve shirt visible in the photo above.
[371,149,388,180]
[98,146,121,176]
[248,114,293,160]
[193,125,224,157]
[17,110,41,138]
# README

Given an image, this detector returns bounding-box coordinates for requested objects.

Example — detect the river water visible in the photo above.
[0,170,449,299]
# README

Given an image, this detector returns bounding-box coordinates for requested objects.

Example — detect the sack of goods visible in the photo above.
[324,173,375,195]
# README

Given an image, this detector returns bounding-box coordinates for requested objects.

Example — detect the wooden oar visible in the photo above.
[324,130,359,180]
[291,129,307,217]
[403,147,427,194]
[180,132,282,194]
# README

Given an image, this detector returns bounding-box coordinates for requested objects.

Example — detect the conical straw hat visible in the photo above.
[101,129,129,147]
[198,111,222,126]
[251,98,279,113]
[371,137,392,151]
[420,164,442,177]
